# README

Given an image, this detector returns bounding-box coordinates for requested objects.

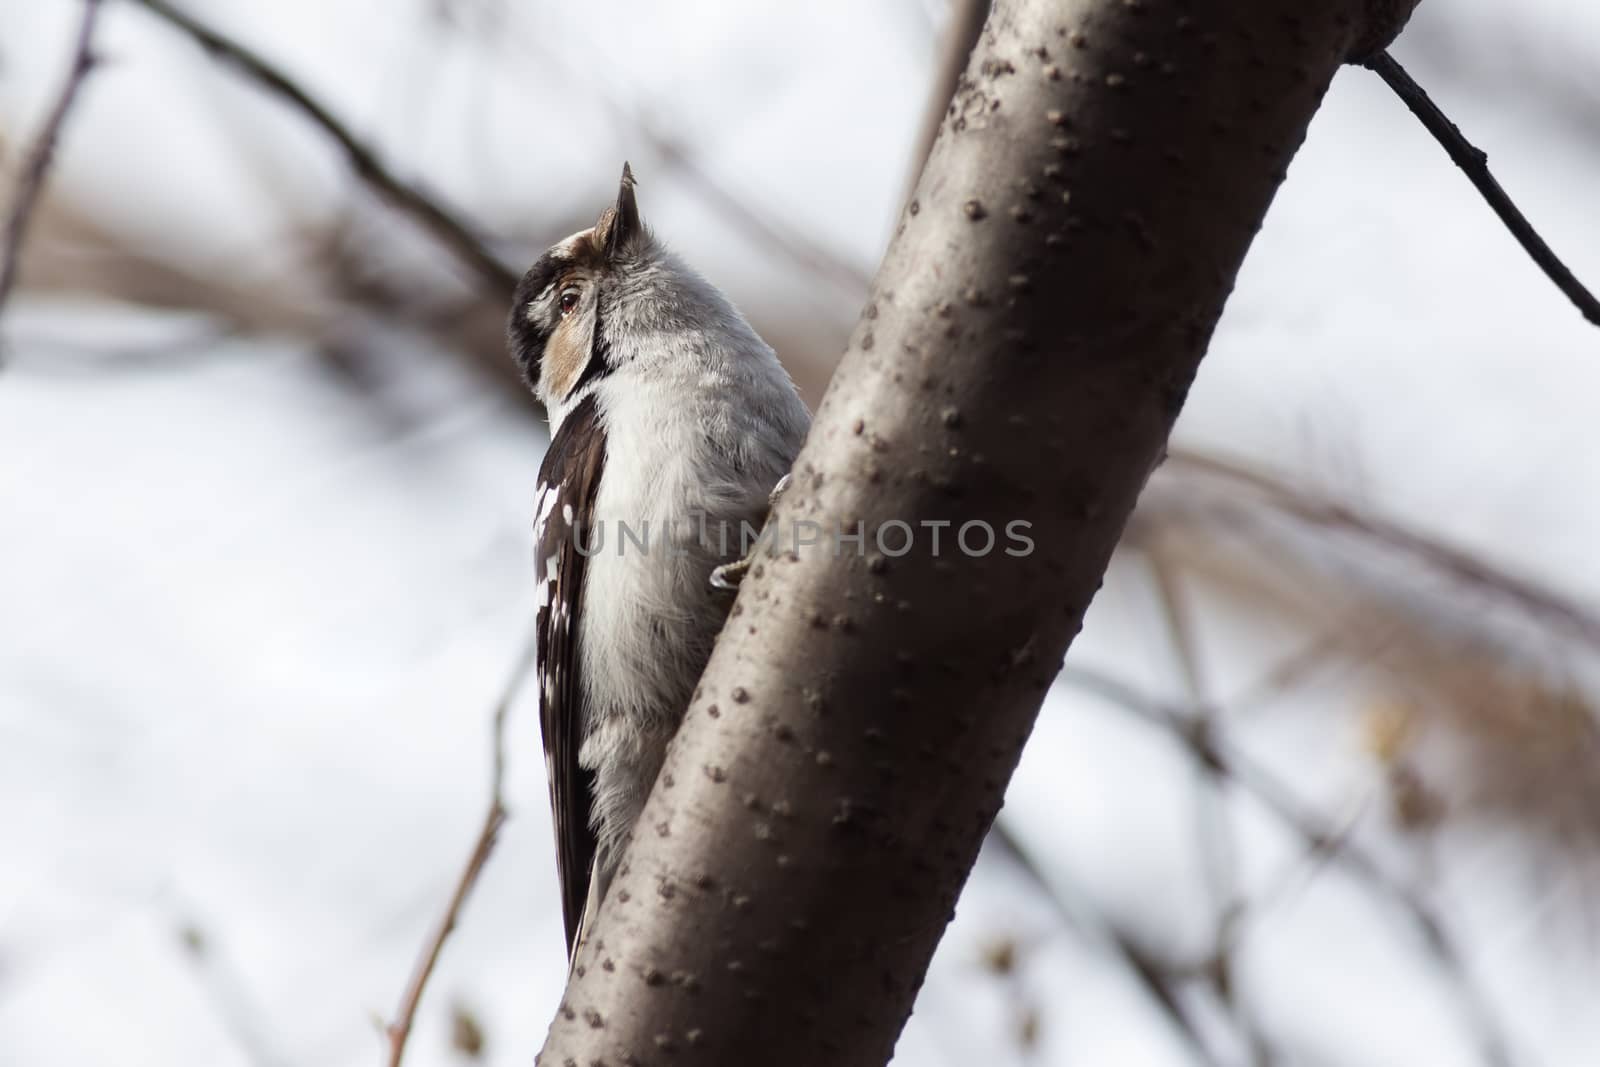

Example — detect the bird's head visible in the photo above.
[507,162,656,418]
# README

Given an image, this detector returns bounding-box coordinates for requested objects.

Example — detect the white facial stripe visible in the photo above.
[552,228,593,258]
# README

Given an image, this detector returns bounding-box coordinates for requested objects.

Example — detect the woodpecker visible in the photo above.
[507,164,810,960]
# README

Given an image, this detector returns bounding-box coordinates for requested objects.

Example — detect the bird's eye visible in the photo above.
[559,289,581,315]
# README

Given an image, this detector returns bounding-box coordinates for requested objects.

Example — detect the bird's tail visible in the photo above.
[567,858,604,973]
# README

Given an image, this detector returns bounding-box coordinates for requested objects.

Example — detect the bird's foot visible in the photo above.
[709,474,793,592]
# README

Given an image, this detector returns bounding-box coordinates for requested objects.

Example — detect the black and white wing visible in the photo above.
[533,393,607,956]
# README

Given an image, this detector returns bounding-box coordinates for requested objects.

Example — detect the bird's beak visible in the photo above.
[598,162,641,260]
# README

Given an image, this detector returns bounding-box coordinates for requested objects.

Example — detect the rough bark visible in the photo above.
[539,1,1420,1064]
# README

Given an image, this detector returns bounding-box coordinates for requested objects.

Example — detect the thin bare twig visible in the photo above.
[1059,665,1517,1067]
[0,0,105,320]
[1142,548,1269,1064]
[987,820,1225,1067]
[128,0,519,299]
[384,632,538,1067]
[641,129,871,296]
[1365,50,1600,328]
[515,42,871,300]
[1163,450,1600,654]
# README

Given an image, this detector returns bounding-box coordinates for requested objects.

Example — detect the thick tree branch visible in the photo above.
[539,1,1421,1064]
[128,0,519,299]
[0,0,104,322]
[1364,50,1600,327]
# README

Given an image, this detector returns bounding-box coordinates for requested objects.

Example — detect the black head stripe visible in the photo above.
[520,248,568,305]
[568,289,615,398]
[507,250,570,384]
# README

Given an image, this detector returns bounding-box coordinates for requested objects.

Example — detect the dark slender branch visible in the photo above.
[0,0,105,320]
[384,631,538,1067]
[1365,50,1600,328]
[129,0,519,299]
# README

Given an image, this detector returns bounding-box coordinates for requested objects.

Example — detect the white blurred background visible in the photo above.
[2,1,1598,1064]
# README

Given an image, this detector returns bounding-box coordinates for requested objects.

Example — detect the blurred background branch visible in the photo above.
[384,628,535,1067]
[129,0,519,298]
[0,0,104,323]
[904,0,988,201]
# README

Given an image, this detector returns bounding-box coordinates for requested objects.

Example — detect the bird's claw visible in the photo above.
[709,473,793,593]
[709,557,750,592]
